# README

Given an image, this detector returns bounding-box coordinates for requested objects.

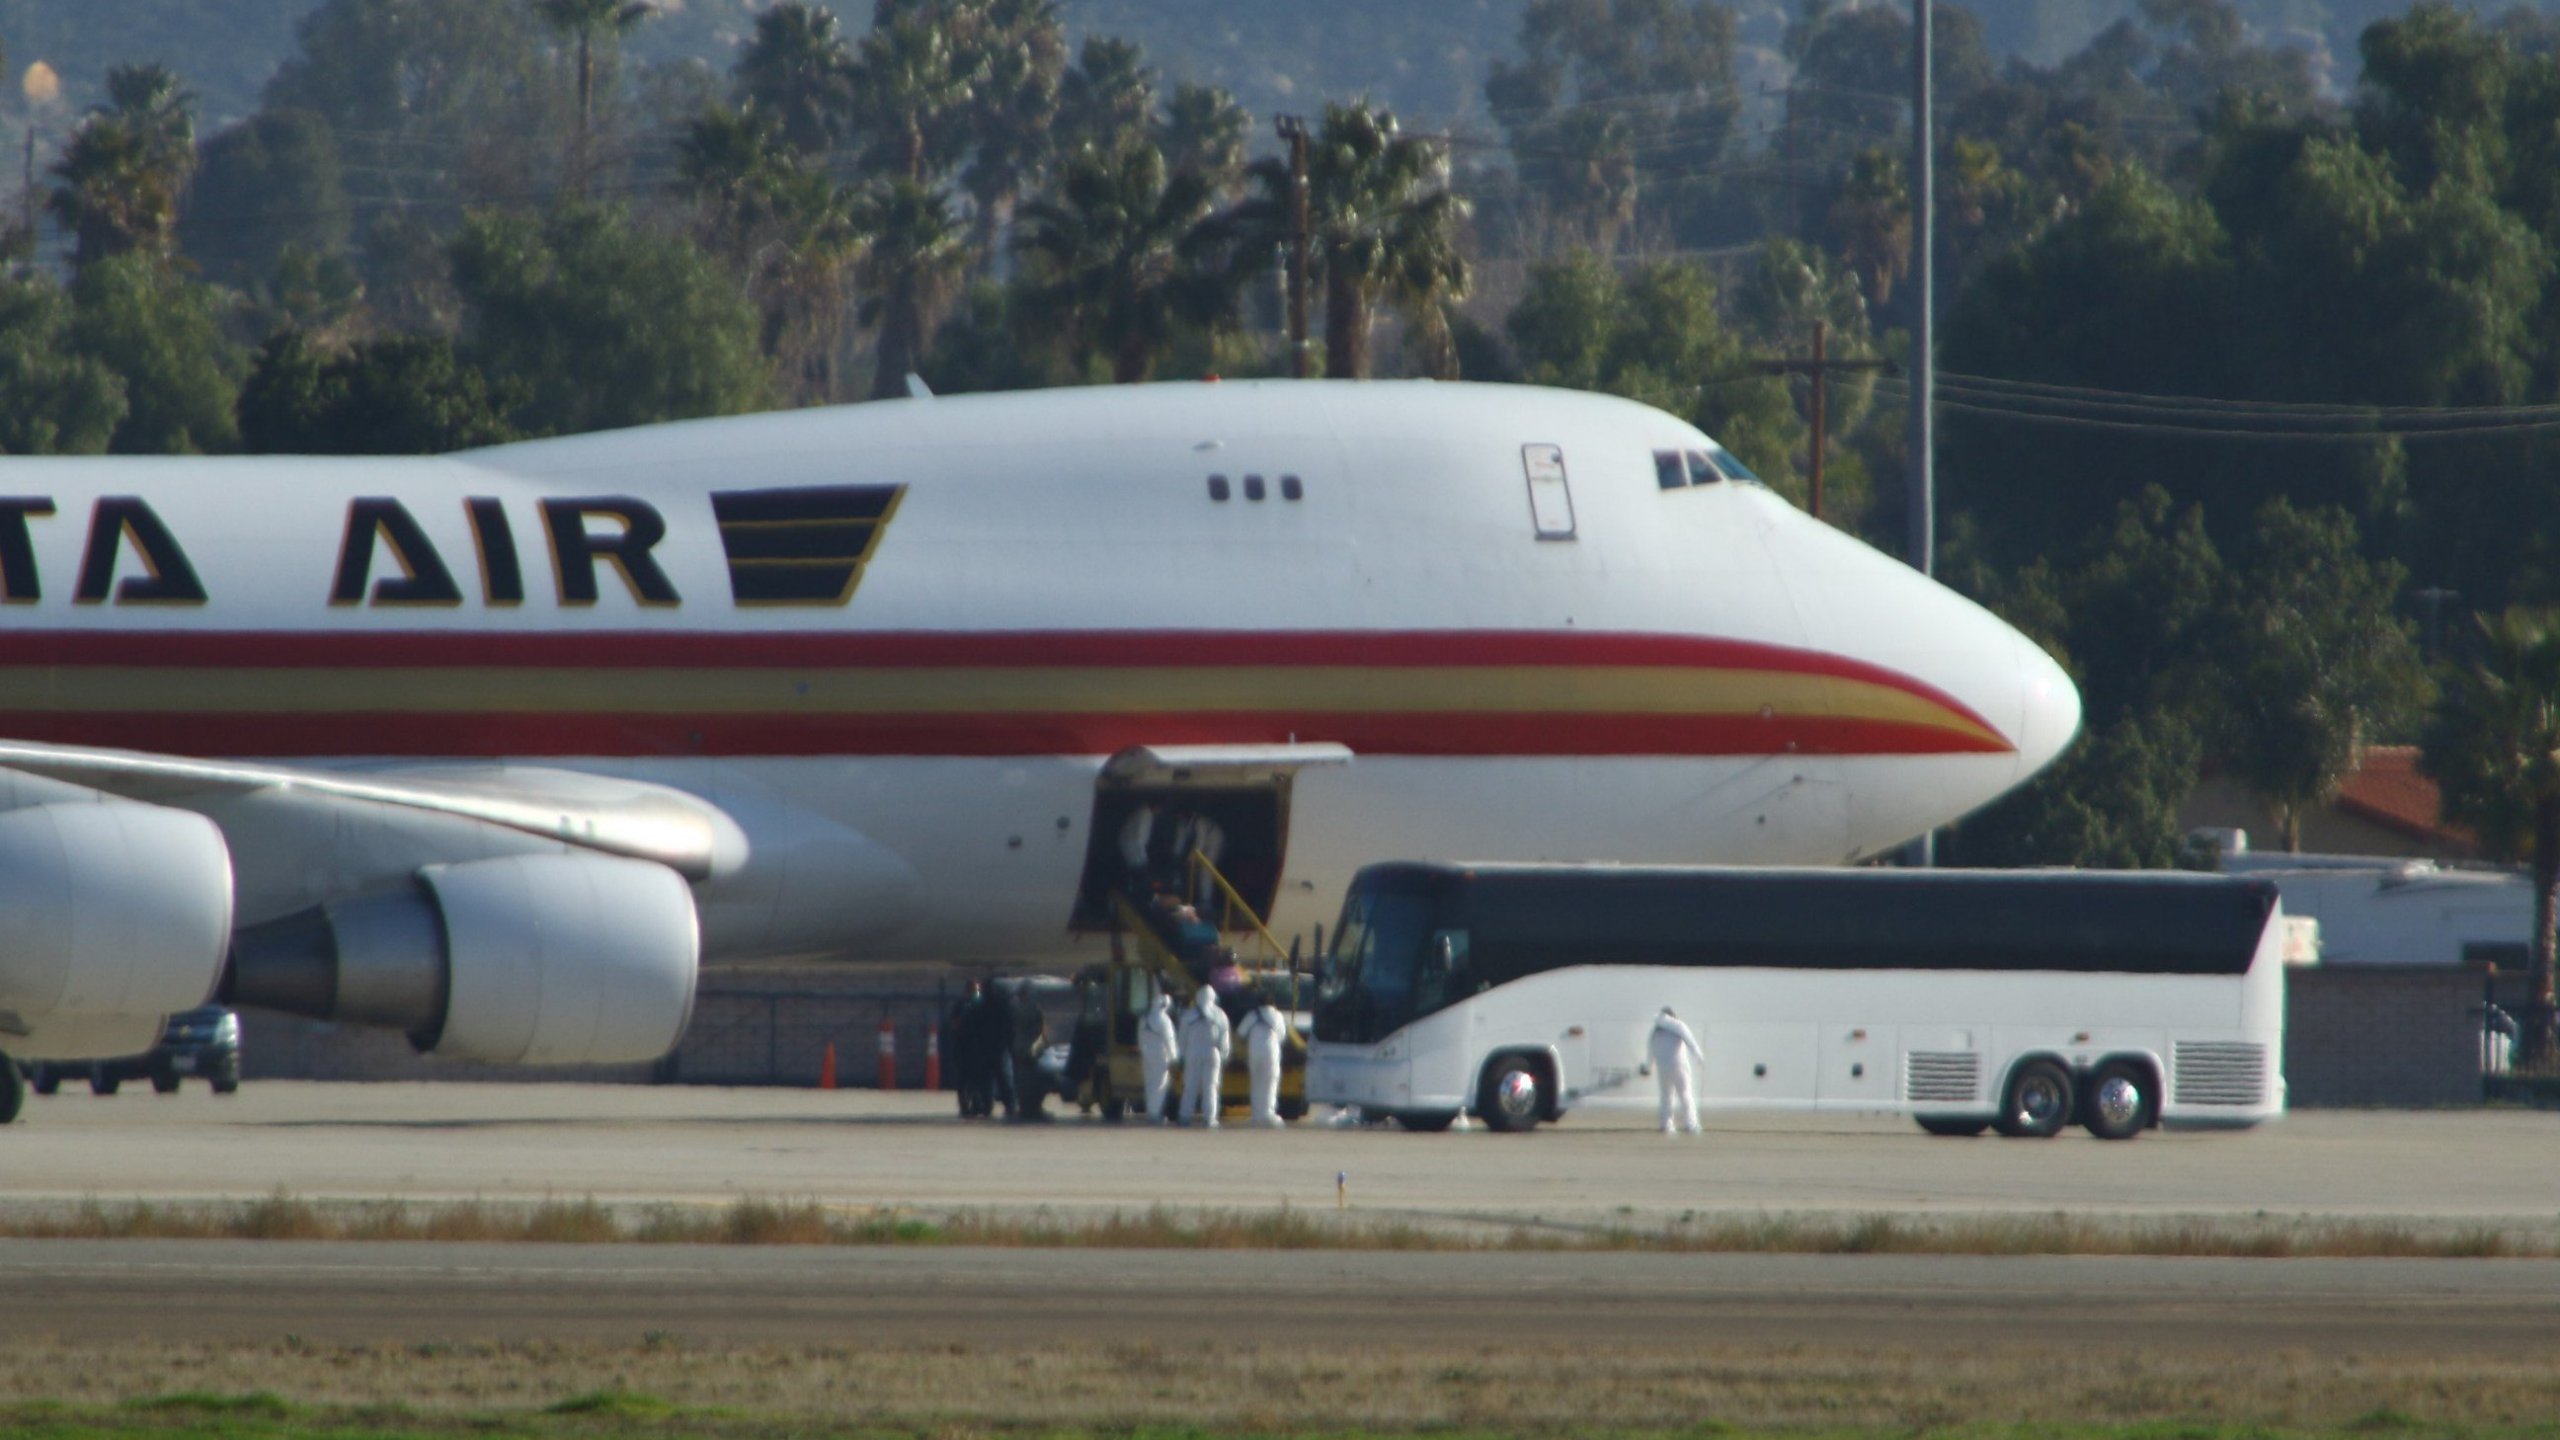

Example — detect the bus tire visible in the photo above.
[2080,1060,2155,1141]
[1993,1058,2073,1139]
[1396,1110,1459,1132]
[1478,1056,1546,1133]
[1915,1116,1990,1137]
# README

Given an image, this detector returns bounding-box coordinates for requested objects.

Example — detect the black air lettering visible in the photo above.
[73,497,205,605]
[0,498,55,602]
[541,497,679,606]
[466,497,523,605]
[330,498,462,606]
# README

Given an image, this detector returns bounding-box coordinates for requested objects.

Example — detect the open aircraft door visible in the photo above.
[1070,742,1354,934]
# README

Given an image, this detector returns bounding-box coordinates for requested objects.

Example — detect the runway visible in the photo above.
[6,1240,2559,1353]
[2,1082,2556,1227]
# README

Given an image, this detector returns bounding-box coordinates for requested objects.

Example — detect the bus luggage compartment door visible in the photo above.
[1704,1022,1816,1106]
[1817,1023,1896,1107]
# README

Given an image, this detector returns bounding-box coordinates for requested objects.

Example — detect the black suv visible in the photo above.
[23,1006,242,1097]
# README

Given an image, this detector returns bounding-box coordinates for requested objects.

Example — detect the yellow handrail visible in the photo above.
[1185,848,1291,970]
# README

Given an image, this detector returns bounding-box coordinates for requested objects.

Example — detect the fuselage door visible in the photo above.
[1522,443,1577,540]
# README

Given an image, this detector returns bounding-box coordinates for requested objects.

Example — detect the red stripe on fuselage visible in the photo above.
[0,710,2014,759]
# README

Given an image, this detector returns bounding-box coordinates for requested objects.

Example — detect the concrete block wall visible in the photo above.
[2281,964,2490,1107]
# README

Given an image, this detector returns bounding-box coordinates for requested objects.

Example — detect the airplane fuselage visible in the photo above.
[0,381,2077,969]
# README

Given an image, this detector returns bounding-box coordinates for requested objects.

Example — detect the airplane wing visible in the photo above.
[0,740,746,880]
[0,741,745,1071]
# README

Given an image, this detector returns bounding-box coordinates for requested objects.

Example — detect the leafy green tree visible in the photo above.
[238,330,522,453]
[449,203,772,435]
[179,109,351,289]
[2422,606,2560,1059]
[1248,101,1468,380]
[66,254,244,454]
[0,277,128,455]
[48,63,199,271]
[853,180,971,400]
[2209,500,2429,851]
[733,2,857,155]
[535,0,656,193]
[1486,0,1741,246]
[1940,489,2227,868]
[679,103,862,401]
[1013,139,1241,383]
[1505,250,1798,489]
[1829,149,1911,309]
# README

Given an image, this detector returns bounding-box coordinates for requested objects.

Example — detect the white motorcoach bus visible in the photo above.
[1305,863,2287,1138]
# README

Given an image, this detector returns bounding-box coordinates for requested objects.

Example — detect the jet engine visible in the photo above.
[0,801,235,1058]
[227,853,699,1066]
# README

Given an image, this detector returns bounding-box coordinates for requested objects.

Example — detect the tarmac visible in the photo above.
[1,1081,2555,1226]
[5,1084,2557,1356]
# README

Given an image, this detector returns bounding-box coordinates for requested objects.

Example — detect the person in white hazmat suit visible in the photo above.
[1237,992,1288,1127]
[1649,1006,1705,1134]
[1137,989,1180,1122]
[1178,986,1231,1127]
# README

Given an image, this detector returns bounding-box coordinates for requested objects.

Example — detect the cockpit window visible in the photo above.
[1684,451,1721,485]
[1654,450,1688,490]
[1709,446,1763,483]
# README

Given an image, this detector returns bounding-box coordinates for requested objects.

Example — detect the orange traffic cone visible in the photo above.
[877,1017,898,1090]
[818,1041,838,1091]
[924,1025,942,1091]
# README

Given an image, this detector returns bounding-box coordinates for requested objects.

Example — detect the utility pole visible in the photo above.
[1906,0,1936,869]
[1752,320,1891,521]
[1275,113,1312,379]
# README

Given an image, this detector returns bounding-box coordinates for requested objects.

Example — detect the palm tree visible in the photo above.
[855,13,982,185]
[1551,107,1639,254]
[48,63,197,271]
[1156,83,1249,196]
[2421,607,2560,1062]
[1055,36,1154,155]
[953,0,1067,259]
[1831,148,1910,310]
[1013,140,1242,384]
[734,2,858,156]
[679,104,860,402]
[853,178,971,398]
[534,0,654,194]
[1249,101,1470,379]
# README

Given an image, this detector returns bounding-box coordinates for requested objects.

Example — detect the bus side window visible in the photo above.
[1418,928,1472,1014]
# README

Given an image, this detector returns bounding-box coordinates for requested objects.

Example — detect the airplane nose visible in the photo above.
[2010,632,2081,782]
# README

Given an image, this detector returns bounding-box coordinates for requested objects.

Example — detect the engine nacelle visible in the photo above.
[0,801,233,1026]
[228,853,699,1066]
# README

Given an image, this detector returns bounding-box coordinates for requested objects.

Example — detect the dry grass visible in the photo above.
[4,1192,2553,1258]
[5,1334,2560,1435]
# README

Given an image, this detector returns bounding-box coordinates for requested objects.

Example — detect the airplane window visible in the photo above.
[1685,451,1723,485]
[1280,475,1303,501]
[1710,446,1764,483]
[1208,475,1231,501]
[1244,474,1267,501]
[1654,450,1688,490]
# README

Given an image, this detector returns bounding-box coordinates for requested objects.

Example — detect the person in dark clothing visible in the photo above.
[983,981,1020,1119]
[947,981,995,1118]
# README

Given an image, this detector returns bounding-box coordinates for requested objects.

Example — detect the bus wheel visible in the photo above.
[1396,1111,1458,1133]
[1994,1059,2073,1139]
[1479,1058,1545,1134]
[1915,1116,1989,1137]
[2081,1062,2154,1141]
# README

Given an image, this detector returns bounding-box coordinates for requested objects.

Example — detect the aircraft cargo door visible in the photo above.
[1071,743,1353,935]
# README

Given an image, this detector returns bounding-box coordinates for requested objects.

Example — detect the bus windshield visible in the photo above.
[1315,886,1437,1044]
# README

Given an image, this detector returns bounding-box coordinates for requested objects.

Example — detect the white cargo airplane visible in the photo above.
[0,379,2078,1110]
